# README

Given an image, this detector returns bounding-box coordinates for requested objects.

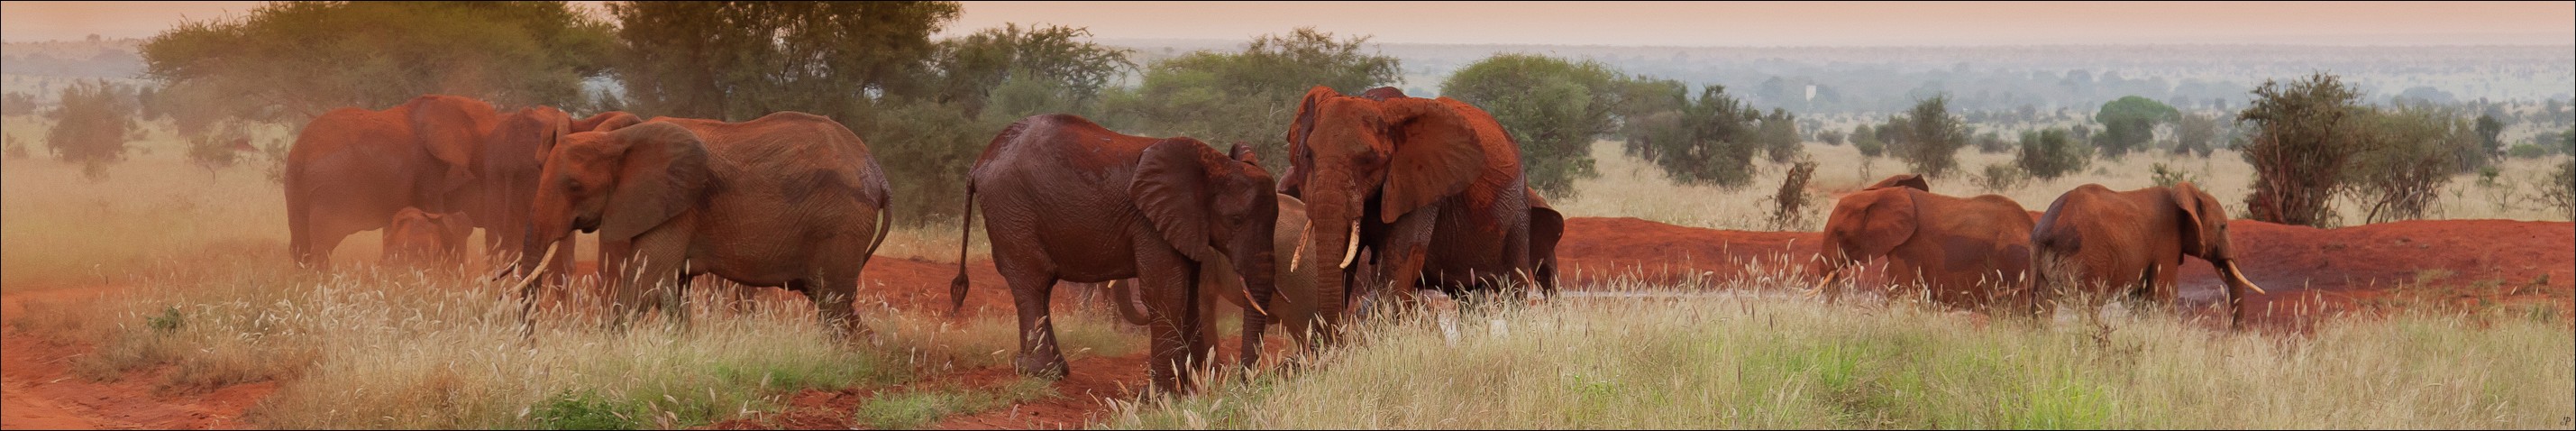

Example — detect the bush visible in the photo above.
[45,79,142,180]
[2173,113,2219,157]
[1110,27,1399,176]
[1767,159,1819,230]
[2508,143,2547,159]
[2537,159,2576,221]
[1894,96,1969,178]
[1441,53,1617,197]
[1818,129,1845,146]
[2150,162,2197,189]
[1971,130,2011,154]
[1757,108,1802,163]
[2095,96,2179,160]
[3,134,27,160]
[2014,128,2087,180]
[863,100,1005,225]
[1851,124,1884,158]
[2347,106,2472,224]
[1975,162,2029,193]
[2238,72,2363,227]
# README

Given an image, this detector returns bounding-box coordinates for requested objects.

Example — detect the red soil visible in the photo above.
[4,217,2567,429]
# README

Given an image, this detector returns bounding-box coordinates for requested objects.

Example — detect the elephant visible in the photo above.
[1810,174,2038,314]
[573,111,644,133]
[381,207,475,269]
[1281,86,1548,343]
[515,113,893,337]
[2030,182,2268,328]
[286,95,498,271]
[947,114,1278,395]
[1099,193,1326,352]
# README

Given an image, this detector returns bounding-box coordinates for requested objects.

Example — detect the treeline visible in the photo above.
[39,1,2567,226]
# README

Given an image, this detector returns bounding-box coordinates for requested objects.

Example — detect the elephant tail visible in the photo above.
[948,179,977,316]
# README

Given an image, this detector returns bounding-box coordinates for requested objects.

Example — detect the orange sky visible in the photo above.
[4,1,2569,46]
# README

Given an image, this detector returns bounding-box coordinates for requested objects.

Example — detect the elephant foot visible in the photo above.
[1015,353,1069,380]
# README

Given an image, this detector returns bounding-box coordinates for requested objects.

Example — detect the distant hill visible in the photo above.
[2,38,148,78]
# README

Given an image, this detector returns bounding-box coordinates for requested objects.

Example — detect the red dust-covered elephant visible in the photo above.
[1810,174,2038,314]
[1281,86,1550,343]
[949,114,1279,394]
[2031,182,2267,328]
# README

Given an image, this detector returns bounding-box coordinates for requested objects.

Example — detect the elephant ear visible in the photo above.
[2170,182,2212,256]
[410,97,489,197]
[1287,87,1338,148]
[436,211,477,250]
[1852,188,1921,257]
[1229,142,1259,165]
[1132,138,1226,263]
[1375,97,1489,224]
[1864,173,1930,191]
[599,122,712,242]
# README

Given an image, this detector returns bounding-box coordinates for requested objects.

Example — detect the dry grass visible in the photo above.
[1104,278,2575,428]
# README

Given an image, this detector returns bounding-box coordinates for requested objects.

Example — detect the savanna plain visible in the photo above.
[2,113,2570,429]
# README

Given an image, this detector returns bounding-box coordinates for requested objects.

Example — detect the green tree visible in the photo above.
[927,23,1133,120]
[1108,27,1399,173]
[1629,85,1764,188]
[46,79,142,179]
[1896,96,1969,178]
[2015,128,2087,180]
[2238,72,2363,227]
[2173,113,2219,157]
[1756,108,1802,163]
[2347,105,2475,224]
[608,1,960,123]
[142,1,614,121]
[2095,96,2179,160]
[1851,124,1883,158]
[1440,53,1619,197]
[1605,74,1689,159]
[2467,113,2505,171]
[872,23,1134,223]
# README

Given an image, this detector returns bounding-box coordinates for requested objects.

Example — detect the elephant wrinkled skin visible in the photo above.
[1812,174,2037,314]
[2031,182,2267,328]
[518,113,893,337]
[950,114,1278,395]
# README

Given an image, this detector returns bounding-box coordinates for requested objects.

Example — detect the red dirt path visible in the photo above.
[4,217,2568,429]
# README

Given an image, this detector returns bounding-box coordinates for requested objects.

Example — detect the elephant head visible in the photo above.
[1283,86,1490,331]
[2168,182,2266,325]
[1813,181,1921,295]
[518,122,711,275]
[574,111,644,133]
[1135,140,1281,367]
[383,206,474,268]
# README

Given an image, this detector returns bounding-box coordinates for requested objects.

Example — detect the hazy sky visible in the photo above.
[5,1,2569,46]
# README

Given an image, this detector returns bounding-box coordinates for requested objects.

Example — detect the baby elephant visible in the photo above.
[382,207,475,268]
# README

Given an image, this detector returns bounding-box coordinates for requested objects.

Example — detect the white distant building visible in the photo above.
[1804,85,1816,102]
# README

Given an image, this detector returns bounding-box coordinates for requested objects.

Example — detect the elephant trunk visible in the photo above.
[1233,241,1278,371]
[1308,216,1358,348]
[2216,260,2265,329]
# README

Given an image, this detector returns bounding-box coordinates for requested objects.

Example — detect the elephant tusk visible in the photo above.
[1240,287,1269,316]
[2225,261,2266,295]
[1808,271,1840,297]
[508,243,561,295]
[1288,225,1311,274]
[1337,222,1361,270]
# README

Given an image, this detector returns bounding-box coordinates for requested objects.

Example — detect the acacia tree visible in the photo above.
[2095,96,2179,159]
[142,2,614,122]
[1107,27,1399,173]
[608,1,961,123]
[2237,72,2363,227]
[1895,96,1969,178]
[1441,53,1620,197]
[871,23,1135,222]
[47,79,142,179]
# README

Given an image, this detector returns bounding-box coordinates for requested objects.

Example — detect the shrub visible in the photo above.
[1818,129,1845,146]
[2173,113,2219,157]
[1442,53,1618,197]
[2150,162,2197,189]
[2237,72,2362,227]
[4,134,27,159]
[2014,128,2087,180]
[1757,108,1801,163]
[2347,106,2472,224]
[1894,96,1969,178]
[1851,124,1885,158]
[46,78,142,179]
[1975,162,2029,193]
[2539,159,2576,221]
[2508,143,2546,159]
[1767,159,1819,230]
[863,100,1004,225]
[531,390,642,430]
[1971,129,2011,154]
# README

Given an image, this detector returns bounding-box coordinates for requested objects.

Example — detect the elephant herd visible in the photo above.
[286,88,2262,395]
[1812,173,2268,328]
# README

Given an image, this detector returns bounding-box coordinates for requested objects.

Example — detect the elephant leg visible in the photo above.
[1135,255,1201,395]
[1000,263,1069,380]
[1374,206,1440,319]
[805,278,863,343]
